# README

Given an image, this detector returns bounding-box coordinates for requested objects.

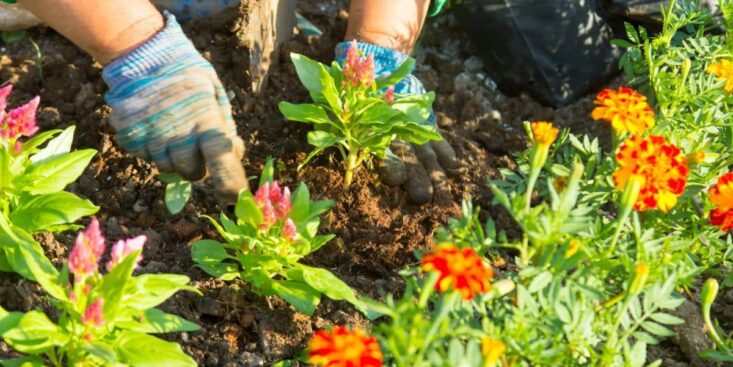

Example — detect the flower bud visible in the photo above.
[701,278,719,309]
[628,263,649,296]
[82,298,104,327]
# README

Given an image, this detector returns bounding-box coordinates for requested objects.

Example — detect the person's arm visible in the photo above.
[16,0,163,65]
[345,0,430,54]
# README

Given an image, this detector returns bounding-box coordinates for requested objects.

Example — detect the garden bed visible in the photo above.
[0,1,720,366]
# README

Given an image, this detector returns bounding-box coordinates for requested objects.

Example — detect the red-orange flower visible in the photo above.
[709,173,733,231]
[592,87,654,134]
[420,243,493,300]
[308,326,383,367]
[707,60,733,92]
[613,135,688,212]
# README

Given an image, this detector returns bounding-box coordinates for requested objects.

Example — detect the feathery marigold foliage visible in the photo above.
[308,326,383,367]
[420,243,493,300]
[591,87,654,135]
[613,135,688,212]
[709,172,733,231]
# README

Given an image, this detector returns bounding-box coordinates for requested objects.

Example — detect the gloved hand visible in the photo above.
[103,12,247,203]
[335,41,460,204]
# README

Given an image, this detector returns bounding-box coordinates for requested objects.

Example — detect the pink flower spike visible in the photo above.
[384,86,395,104]
[359,53,376,87]
[283,218,299,242]
[0,84,12,112]
[254,182,271,207]
[69,218,106,281]
[260,199,277,231]
[5,96,40,138]
[269,181,282,204]
[106,235,147,272]
[276,186,291,219]
[84,218,106,259]
[82,298,104,327]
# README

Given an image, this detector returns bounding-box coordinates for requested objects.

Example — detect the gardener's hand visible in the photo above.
[102,12,247,203]
[336,41,460,204]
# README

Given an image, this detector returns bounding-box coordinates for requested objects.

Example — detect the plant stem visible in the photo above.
[415,292,459,363]
[343,150,359,187]
[607,177,642,256]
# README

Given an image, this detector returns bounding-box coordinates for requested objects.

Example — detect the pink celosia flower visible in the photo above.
[106,235,147,271]
[343,40,375,88]
[270,181,282,204]
[277,187,291,219]
[261,199,277,230]
[384,86,395,104]
[0,96,40,140]
[254,181,271,206]
[13,141,22,154]
[283,218,299,242]
[69,218,106,280]
[82,298,104,327]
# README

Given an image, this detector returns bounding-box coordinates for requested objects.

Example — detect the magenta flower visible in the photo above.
[261,199,277,230]
[106,235,147,271]
[270,181,282,204]
[0,95,40,140]
[254,181,294,231]
[283,218,299,242]
[81,298,105,327]
[343,40,375,88]
[254,181,271,206]
[69,218,106,280]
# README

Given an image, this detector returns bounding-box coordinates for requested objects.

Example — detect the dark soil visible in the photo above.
[0,1,705,366]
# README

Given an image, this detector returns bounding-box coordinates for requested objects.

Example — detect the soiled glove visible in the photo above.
[103,12,247,203]
[335,41,460,204]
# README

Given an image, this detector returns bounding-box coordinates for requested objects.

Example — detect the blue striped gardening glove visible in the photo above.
[335,41,460,205]
[103,12,247,203]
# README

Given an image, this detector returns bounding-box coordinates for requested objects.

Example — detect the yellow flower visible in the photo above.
[591,87,654,135]
[565,239,580,258]
[530,121,559,147]
[707,60,733,92]
[481,337,506,367]
[629,263,649,295]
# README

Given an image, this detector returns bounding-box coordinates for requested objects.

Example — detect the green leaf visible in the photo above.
[0,356,45,367]
[528,271,553,293]
[375,58,415,89]
[319,66,343,115]
[640,321,675,337]
[99,250,140,322]
[288,183,311,223]
[16,149,96,195]
[307,131,343,150]
[298,265,363,311]
[649,312,685,325]
[29,126,75,164]
[126,274,201,311]
[270,280,321,315]
[191,240,239,281]
[19,130,61,154]
[278,102,332,125]
[10,192,98,233]
[162,173,192,215]
[81,341,119,363]
[2,311,68,354]
[0,309,23,335]
[117,308,199,334]
[259,157,276,187]
[115,330,197,367]
[290,53,327,103]
[234,194,263,229]
[0,30,26,44]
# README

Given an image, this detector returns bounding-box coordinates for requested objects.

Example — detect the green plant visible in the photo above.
[0,84,98,277]
[0,219,200,366]
[278,41,441,186]
[192,159,366,316]
[159,172,192,215]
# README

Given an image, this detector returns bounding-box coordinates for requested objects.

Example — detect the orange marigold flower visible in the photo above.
[308,326,383,367]
[421,243,493,300]
[591,87,654,134]
[709,173,733,231]
[707,60,733,92]
[530,121,559,147]
[613,135,688,212]
[481,337,506,367]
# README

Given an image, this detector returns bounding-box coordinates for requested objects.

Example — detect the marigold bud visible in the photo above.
[701,278,719,308]
[628,263,649,296]
[481,337,506,367]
